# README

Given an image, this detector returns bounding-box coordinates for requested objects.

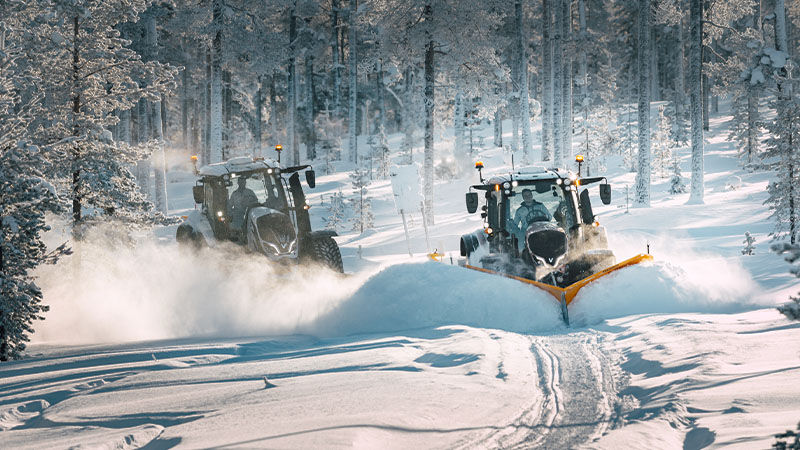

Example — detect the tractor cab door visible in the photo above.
[204,179,229,239]
[288,173,312,236]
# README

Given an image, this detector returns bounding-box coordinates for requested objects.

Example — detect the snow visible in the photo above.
[7,101,800,449]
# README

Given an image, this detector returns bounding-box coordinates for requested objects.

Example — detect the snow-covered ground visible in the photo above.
[3,104,799,449]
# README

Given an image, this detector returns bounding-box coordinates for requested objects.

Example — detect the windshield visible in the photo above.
[506,181,576,233]
[226,172,287,210]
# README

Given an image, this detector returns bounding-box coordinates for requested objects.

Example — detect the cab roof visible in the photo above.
[198,156,281,177]
[485,166,571,185]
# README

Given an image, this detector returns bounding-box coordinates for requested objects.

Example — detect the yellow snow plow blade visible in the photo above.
[465,253,654,325]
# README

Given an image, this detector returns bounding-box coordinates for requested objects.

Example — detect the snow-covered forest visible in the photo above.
[2,0,800,448]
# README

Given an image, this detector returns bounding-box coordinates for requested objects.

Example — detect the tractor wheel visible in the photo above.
[176,224,206,250]
[310,236,344,273]
[176,224,194,246]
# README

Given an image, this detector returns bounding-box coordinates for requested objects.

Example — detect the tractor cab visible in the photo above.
[461,162,614,287]
[190,156,315,244]
[178,154,342,273]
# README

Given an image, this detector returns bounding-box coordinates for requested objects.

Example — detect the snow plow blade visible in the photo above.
[464,254,654,325]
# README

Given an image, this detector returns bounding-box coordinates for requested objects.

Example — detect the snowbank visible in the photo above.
[571,258,766,325]
[306,262,563,336]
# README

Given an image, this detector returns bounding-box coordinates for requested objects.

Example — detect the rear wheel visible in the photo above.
[310,236,344,273]
[176,224,206,250]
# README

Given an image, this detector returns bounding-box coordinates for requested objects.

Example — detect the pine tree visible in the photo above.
[349,166,373,233]
[652,105,676,178]
[688,0,705,204]
[635,0,652,207]
[326,191,346,231]
[669,158,687,194]
[375,126,391,180]
[742,231,756,255]
[772,243,800,321]
[0,8,70,359]
[28,0,177,235]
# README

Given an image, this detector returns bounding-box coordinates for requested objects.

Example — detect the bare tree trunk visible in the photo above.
[423,2,435,225]
[305,56,316,160]
[71,16,82,227]
[376,57,386,137]
[288,5,298,165]
[181,46,189,152]
[269,72,278,144]
[635,0,651,207]
[651,27,659,101]
[203,46,211,165]
[552,0,563,167]
[401,66,414,164]
[223,69,232,160]
[688,0,704,204]
[541,0,553,161]
[348,0,358,164]
[146,14,167,213]
[454,89,466,171]
[256,75,263,156]
[493,107,503,148]
[561,0,573,163]
[675,18,686,134]
[210,0,223,163]
[137,99,151,199]
[516,0,533,162]
[331,0,342,118]
[578,0,588,167]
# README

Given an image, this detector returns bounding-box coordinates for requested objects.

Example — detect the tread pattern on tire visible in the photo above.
[311,236,344,273]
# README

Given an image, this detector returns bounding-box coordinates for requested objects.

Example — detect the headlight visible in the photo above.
[217,211,223,217]
[512,181,519,187]
[503,181,511,189]
[267,168,273,174]
[556,178,563,185]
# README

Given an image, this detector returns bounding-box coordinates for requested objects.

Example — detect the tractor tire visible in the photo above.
[176,224,206,250]
[310,236,344,273]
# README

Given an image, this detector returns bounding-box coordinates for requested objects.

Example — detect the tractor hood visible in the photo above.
[246,207,298,259]
[525,222,567,267]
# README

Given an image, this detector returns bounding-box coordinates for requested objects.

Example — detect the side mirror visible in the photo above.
[305,169,316,188]
[192,185,204,204]
[579,189,595,224]
[599,183,611,205]
[466,192,479,213]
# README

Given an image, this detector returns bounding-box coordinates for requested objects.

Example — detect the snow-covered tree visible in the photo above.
[325,190,346,231]
[515,0,533,163]
[728,83,762,167]
[374,126,391,180]
[687,0,704,204]
[28,0,177,234]
[772,243,800,321]
[347,0,358,165]
[652,105,676,178]
[316,109,343,175]
[635,0,652,207]
[742,231,756,255]
[349,166,373,233]
[669,158,687,194]
[0,8,70,359]
[762,86,800,244]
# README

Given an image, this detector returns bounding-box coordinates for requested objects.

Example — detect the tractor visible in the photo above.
[459,159,651,324]
[176,154,343,272]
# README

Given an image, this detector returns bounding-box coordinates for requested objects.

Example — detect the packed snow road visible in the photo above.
[0,325,627,449]
[461,331,624,449]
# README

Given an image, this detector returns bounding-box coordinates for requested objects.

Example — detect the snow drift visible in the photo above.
[34,222,768,345]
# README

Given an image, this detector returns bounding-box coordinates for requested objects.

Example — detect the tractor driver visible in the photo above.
[227,176,258,233]
[513,188,552,232]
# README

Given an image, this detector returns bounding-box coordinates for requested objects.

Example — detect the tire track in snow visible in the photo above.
[463,331,621,449]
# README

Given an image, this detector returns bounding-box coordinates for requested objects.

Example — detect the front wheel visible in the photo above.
[309,236,344,273]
